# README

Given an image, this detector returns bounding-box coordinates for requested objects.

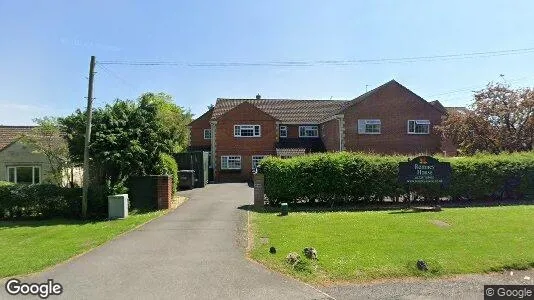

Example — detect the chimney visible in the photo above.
[256,93,261,99]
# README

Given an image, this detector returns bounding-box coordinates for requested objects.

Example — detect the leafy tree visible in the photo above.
[21,117,71,186]
[437,82,534,155]
[59,92,192,188]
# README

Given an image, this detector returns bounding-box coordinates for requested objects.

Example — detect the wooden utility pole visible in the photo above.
[82,56,96,218]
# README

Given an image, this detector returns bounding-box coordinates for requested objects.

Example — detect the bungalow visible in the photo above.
[0,126,81,186]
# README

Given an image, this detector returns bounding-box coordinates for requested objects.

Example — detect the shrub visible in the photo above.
[0,183,110,219]
[156,153,179,193]
[259,151,534,205]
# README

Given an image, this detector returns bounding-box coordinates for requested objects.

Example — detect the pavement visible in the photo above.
[322,269,534,300]
[1,183,533,300]
[1,183,329,300]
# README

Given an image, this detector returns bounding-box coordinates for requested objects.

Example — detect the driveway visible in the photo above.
[2,183,329,300]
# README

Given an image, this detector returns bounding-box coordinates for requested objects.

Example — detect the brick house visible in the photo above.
[189,80,461,182]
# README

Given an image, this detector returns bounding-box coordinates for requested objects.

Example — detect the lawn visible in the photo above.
[249,205,534,283]
[0,210,166,278]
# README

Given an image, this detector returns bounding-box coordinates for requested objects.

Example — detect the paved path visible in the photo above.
[1,183,328,300]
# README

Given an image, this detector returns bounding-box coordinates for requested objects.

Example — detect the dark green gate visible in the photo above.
[174,151,210,188]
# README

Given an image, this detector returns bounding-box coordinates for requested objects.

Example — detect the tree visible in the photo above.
[437,82,534,155]
[59,92,192,188]
[21,117,71,185]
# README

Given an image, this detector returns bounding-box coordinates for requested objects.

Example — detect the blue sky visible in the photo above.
[1,0,533,125]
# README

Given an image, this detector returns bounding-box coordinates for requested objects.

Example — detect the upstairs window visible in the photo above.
[358,119,381,134]
[299,125,319,137]
[234,125,261,137]
[221,156,241,170]
[279,126,288,138]
[408,120,430,134]
[203,129,212,140]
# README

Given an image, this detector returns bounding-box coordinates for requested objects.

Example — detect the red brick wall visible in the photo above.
[189,109,213,149]
[321,118,340,151]
[155,176,172,209]
[343,82,445,155]
[215,102,277,182]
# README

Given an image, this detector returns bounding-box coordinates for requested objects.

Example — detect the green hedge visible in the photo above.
[0,182,109,219]
[259,152,534,205]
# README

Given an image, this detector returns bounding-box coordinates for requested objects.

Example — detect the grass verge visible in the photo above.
[249,205,534,284]
[0,210,167,278]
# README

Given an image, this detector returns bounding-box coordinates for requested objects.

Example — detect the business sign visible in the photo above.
[398,156,452,187]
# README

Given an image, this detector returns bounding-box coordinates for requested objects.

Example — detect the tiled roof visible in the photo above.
[212,99,348,123]
[0,126,35,151]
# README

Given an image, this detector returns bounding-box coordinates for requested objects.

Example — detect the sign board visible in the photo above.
[398,156,452,187]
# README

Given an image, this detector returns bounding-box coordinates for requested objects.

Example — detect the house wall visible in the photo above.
[321,118,340,151]
[215,102,277,182]
[343,83,445,155]
[0,141,52,183]
[189,109,213,150]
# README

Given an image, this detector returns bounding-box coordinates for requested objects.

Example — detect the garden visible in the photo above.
[250,151,534,283]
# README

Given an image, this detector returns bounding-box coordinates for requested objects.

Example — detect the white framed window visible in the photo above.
[234,125,261,137]
[358,119,381,134]
[408,120,430,134]
[252,155,267,170]
[7,166,41,184]
[221,156,241,170]
[203,129,212,140]
[299,125,319,137]
[279,125,287,138]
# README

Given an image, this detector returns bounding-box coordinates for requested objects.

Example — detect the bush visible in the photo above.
[156,153,179,193]
[259,152,534,205]
[0,183,110,219]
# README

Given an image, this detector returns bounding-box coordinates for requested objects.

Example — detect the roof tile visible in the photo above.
[212,99,347,123]
[0,126,35,151]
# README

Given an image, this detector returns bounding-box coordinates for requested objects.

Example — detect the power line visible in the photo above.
[96,63,136,89]
[97,46,534,67]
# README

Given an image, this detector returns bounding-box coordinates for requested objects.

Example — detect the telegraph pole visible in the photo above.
[82,56,96,218]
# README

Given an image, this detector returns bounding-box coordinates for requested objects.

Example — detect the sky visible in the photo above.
[1,0,533,125]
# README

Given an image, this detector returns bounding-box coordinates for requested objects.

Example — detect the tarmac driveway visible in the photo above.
[2,183,329,300]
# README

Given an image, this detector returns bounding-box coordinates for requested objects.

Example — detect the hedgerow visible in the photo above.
[259,152,534,205]
[0,182,110,219]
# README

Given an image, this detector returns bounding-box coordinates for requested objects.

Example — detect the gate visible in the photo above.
[174,151,210,188]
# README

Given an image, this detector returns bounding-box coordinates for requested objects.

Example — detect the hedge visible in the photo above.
[259,152,534,205]
[0,182,109,219]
